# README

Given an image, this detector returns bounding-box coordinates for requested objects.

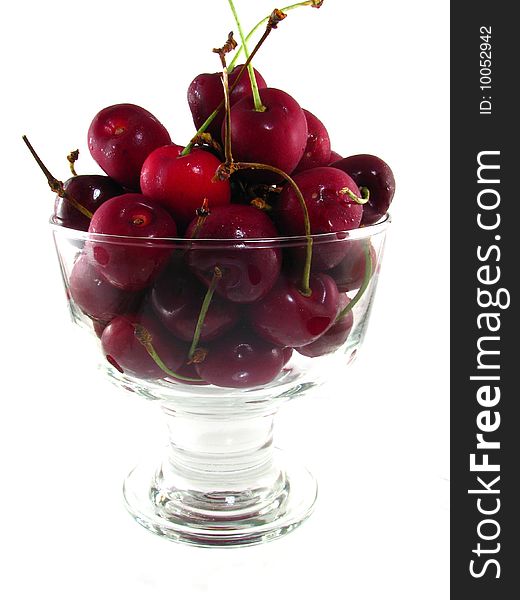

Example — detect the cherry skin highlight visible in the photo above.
[87,193,177,291]
[54,175,124,231]
[69,253,139,322]
[332,154,395,225]
[148,261,240,342]
[101,314,186,380]
[88,103,171,190]
[275,166,364,270]
[249,273,340,348]
[226,88,308,183]
[296,293,354,357]
[195,329,284,388]
[293,109,331,174]
[187,65,267,141]
[185,204,282,303]
[140,144,231,231]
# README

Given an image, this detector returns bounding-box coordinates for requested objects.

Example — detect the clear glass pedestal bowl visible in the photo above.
[51,214,390,547]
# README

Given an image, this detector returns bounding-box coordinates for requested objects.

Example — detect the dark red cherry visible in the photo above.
[332,154,395,225]
[101,314,185,380]
[329,150,342,164]
[69,253,139,322]
[226,88,308,183]
[54,175,124,231]
[195,329,284,388]
[88,103,171,190]
[187,65,267,141]
[327,241,377,292]
[282,347,293,366]
[249,273,340,348]
[185,204,281,303]
[296,293,353,357]
[87,194,177,291]
[275,166,364,270]
[140,144,231,231]
[293,109,331,174]
[148,261,240,342]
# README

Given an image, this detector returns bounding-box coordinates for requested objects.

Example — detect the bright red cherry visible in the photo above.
[332,154,395,225]
[185,204,281,303]
[69,253,140,323]
[275,166,364,271]
[296,293,354,357]
[327,241,377,292]
[249,273,340,348]
[87,193,177,291]
[88,103,171,190]
[187,65,267,141]
[140,144,231,231]
[293,109,331,174]
[226,88,308,183]
[54,175,124,231]
[101,314,186,380]
[148,261,240,342]
[195,329,284,388]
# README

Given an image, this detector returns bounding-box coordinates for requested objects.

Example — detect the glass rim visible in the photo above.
[50,212,391,247]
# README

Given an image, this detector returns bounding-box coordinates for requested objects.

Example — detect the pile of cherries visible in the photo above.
[27,20,395,389]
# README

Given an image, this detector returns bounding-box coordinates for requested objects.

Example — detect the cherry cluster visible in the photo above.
[26,4,394,389]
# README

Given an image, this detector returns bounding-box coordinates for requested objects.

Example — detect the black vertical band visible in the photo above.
[451,3,518,597]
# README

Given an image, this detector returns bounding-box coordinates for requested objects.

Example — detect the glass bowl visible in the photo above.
[51,214,390,547]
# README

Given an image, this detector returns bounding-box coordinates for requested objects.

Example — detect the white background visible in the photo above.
[1,1,449,598]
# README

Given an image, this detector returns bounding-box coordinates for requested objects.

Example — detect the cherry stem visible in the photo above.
[228,1,321,69]
[67,149,79,176]
[339,186,370,205]
[227,0,265,112]
[188,267,223,360]
[134,324,203,382]
[22,135,93,220]
[232,161,313,296]
[180,11,280,156]
[336,242,373,322]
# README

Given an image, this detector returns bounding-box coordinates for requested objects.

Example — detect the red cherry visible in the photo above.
[332,154,395,225]
[69,253,139,322]
[293,109,331,174]
[249,273,340,348]
[195,329,284,388]
[88,103,171,190]
[275,166,364,271]
[185,204,281,303]
[87,193,177,291]
[148,261,240,342]
[296,293,354,357]
[187,65,267,141]
[140,144,231,231]
[328,150,342,164]
[54,175,124,231]
[327,241,377,292]
[101,314,185,380]
[226,88,308,182]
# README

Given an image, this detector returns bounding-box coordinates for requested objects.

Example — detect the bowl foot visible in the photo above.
[123,449,317,548]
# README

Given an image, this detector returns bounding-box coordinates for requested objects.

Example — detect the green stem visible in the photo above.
[181,14,278,156]
[227,0,265,111]
[336,242,373,322]
[228,1,318,69]
[188,267,223,359]
[340,186,370,205]
[234,161,313,296]
[67,149,79,176]
[134,325,203,382]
